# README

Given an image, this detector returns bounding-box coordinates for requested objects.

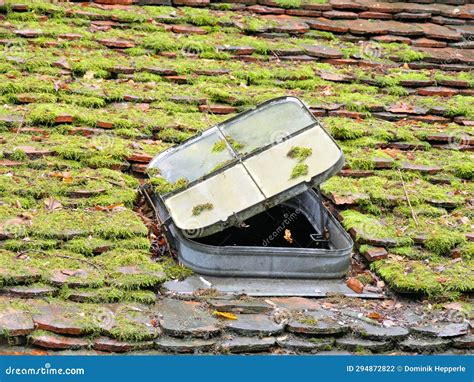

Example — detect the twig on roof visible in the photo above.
[16,249,102,271]
[398,169,419,227]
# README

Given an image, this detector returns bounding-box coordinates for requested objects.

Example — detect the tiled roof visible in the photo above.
[0,0,472,354]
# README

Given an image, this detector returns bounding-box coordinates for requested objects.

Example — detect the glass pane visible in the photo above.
[149,128,236,183]
[220,97,315,155]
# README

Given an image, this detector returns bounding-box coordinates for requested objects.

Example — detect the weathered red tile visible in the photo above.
[54,114,74,124]
[305,17,348,33]
[330,0,366,12]
[14,29,42,38]
[127,153,153,163]
[394,12,431,22]
[412,38,447,48]
[0,307,35,336]
[173,0,210,6]
[97,39,135,49]
[417,86,458,97]
[421,23,462,41]
[401,163,442,174]
[199,104,237,114]
[363,247,388,263]
[304,44,343,58]
[172,25,207,35]
[359,11,392,20]
[247,5,285,14]
[322,10,358,19]
[97,121,114,129]
[30,332,89,350]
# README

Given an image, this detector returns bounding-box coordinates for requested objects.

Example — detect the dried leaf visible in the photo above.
[283,229,293,244]
[213,311,237,320]
[367,311,383,321]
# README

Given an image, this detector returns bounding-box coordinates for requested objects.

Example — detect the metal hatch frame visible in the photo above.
[148,96,345,238]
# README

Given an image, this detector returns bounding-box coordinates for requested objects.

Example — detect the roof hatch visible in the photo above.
[148,96,344,238]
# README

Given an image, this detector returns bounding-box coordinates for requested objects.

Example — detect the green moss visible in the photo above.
[29,209,147,240]
[290,163,309,179]
[287,146,312,162]
[10,149,28,161]
[340,210,413,246]
[159,258,193,280]
[211,139,226,153]
[150,177,189,195]
[297,315,318,325]
[424,231,466,256]
[371,258,473,298]
[3,238,59,252]
[192,202,214,216]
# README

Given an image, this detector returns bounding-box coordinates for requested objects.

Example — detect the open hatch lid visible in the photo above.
[148,96,344,238]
